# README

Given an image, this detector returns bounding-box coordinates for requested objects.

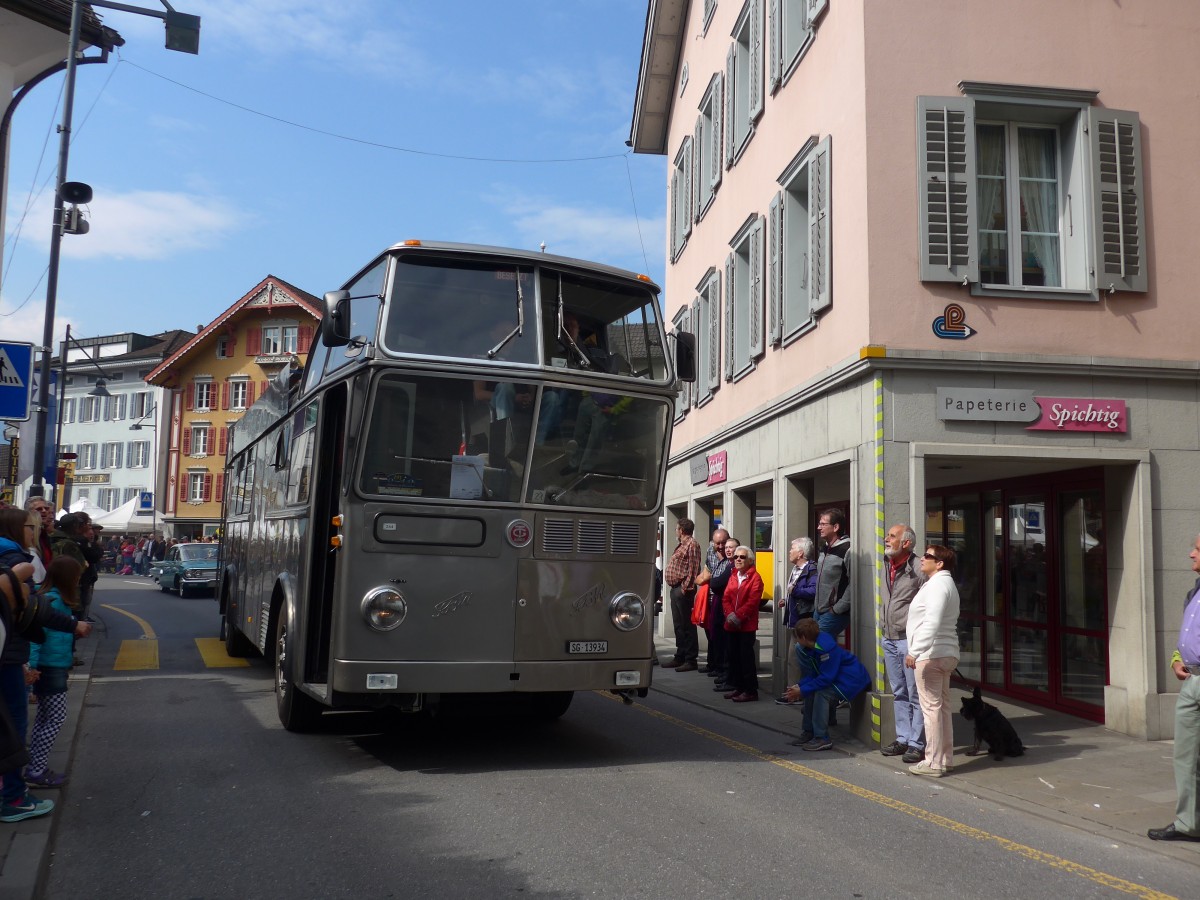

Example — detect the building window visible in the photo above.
[670,137,694,260]
[703,0,718,32]
[769,0,828,92]
[77,443,97,469]
[692,270,722,405]
[672,308,691,421]
[97,487,120,509]
[188,471,209,504]
[696,74,724,219]
[281,325,298,353]
[194,381,214,411]
[105,393,127,421]
[129,441,150,468]
[131,391,151,419]
[917,88,1145,295]
[726,0,763,166]
[101,442,123,468]
[80,396,102,423]
[123,487,143,504]
[229,380,249,410]
[216,336,232,358]
[262,325,282,354]
[190,425,211,457]
[769,135,832,343]
[725,214,765,380]
[62,398,75,424]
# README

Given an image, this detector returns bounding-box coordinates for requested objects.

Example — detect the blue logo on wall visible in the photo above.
[932,303,976,339]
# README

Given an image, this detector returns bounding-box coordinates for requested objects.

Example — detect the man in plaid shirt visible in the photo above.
[662,518,702,671]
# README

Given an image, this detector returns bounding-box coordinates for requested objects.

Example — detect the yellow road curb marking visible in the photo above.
[100,604,157,639]
[195,637,250,668]
[611,695,1175,900]
[114,639,159,670]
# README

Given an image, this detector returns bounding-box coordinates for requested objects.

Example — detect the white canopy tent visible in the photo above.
[92,497,155,533]
[55,498,108,521]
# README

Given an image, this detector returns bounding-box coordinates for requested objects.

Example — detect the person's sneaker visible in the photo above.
[674,661,698,672]
[0,793,55,823]
[880,740,908,757]
[901,747,925,764]
[773,696,800,706]
[24,769,67,788]
[801,737,834,752]
[908,762,945,778]
[787,730,815,747]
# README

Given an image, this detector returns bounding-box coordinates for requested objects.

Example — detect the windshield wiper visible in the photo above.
[557,276,594,369]
[487,268,525,359]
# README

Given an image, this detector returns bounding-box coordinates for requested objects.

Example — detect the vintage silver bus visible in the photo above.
[218,240,694,730]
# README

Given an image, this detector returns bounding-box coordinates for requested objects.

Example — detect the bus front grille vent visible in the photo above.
[577,521,608,554]
[610,523,640,555]
[542,519,575,553]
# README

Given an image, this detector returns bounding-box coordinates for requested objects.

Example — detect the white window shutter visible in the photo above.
[749,216,765,358]
[725,45,736,167]
[670,168,680,258]
[809,136,832,315]
[711,74,724,191]
[115,443,124,469]
[683,138,694,237]
[693,118,704,217]
[749,0,763,122]
[1089,108,1146,293]
[724,254,736,380]
[769,0,781,92]
[768,191,783,344]
[807,0,829,26]
[707,274,722,391]
[917,96,977,284]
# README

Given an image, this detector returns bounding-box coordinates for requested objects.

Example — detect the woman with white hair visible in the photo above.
[721,545,764,702]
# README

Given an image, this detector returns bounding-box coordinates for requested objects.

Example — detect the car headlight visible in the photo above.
[608,591,645,632]
[361,586,407,631]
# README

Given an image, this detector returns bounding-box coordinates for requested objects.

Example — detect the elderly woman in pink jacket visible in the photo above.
[905,544,961,777]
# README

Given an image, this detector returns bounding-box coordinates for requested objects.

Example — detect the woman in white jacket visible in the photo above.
[904,545,961,777]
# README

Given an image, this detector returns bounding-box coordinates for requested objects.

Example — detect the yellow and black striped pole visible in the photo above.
[871,372,885,747]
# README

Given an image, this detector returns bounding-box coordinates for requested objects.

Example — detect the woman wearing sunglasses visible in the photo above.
[721,545,764,702]
[904,545,962,777]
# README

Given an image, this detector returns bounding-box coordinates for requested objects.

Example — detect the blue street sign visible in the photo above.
[0,341,35,421]
[139,491,154,511]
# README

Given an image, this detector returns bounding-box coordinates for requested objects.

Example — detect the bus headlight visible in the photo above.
[608,592,645,632]
[361,587,407,631]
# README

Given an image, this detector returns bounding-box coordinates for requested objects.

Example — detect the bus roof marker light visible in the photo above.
[403,239,422,247]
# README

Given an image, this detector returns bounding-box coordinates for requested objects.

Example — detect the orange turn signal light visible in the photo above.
[330,535,343,549]
[331,514,344,527]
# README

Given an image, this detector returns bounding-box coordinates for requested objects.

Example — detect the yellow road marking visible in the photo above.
[612,695,1176,900]
[100,604,157,639]
[194,637,250,668]
[114,639,159,670]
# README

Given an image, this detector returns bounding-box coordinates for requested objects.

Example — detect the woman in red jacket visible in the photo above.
[722,545,764,702]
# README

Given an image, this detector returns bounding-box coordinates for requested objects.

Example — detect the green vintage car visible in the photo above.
[153,543,220,597]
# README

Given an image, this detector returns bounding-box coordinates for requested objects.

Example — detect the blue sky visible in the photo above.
[1,0,666,345]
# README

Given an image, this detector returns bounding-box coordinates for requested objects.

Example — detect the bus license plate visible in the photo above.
[567,640,608,654]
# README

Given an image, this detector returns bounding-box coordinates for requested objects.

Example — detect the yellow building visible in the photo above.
[146,276,321,538]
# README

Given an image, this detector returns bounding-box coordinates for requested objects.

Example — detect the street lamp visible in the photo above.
[28,0,201,499]
[130,404,159,536]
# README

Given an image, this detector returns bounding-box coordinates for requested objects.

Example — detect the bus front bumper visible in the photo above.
[330,659,653,695]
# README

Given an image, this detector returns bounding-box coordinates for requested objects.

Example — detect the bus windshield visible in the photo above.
[382,255,537,363]
[359,372,667,511]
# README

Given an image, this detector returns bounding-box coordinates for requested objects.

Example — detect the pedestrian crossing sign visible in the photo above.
[0,341,35,421]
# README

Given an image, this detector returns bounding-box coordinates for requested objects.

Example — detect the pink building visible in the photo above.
[630,0,1199,738]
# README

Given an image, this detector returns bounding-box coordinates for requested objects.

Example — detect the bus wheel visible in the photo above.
[275,614,322,732]
[530,691,574,720]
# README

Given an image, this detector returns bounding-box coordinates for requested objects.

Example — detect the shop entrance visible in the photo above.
[925,468,1107,721]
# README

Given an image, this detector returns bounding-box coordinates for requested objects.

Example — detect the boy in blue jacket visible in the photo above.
[784,617,871,752]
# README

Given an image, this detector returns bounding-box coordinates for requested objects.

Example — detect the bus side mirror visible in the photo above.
[321,290,351,347]
[674,331,697,383]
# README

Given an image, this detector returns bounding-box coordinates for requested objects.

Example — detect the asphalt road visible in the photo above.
[42,579,1198,899]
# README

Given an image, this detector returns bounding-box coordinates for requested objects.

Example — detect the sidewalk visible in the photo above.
[650,631,1200,862]
[0,637,96,900]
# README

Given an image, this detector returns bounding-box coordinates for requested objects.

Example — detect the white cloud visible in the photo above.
[16,188,244,261]
[490,188,664,275]
[0,301,75,347]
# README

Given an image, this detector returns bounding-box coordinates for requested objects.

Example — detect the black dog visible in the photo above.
[960,686,1025,761]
